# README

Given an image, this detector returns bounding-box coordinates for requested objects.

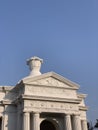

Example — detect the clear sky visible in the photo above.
[0,0,98,124]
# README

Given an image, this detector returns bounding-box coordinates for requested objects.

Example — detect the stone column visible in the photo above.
[73,115,82,130]
[23,112,30,130]
[64,114,72,130]
[81,120,88,130]
[32,113,40,130]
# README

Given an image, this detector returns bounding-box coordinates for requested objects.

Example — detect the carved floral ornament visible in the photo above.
[24,100,78,112]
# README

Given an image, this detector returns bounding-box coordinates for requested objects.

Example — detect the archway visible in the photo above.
[40,120,56,130]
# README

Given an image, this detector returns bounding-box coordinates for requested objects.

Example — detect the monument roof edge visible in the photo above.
[21,71,80,89]
[77,93,88,98]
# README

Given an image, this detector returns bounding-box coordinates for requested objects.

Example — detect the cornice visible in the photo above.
[19,72,80,90]
[0,100,15,105]
[79,106,88,111]
[77,93,87,99]
[18,94,81,104]
[24,83,78,90]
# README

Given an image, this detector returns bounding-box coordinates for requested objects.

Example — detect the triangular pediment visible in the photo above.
[22,72,79,89]
[28,77,70,87]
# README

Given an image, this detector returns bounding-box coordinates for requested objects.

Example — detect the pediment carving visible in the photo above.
[28,77,70,88]
[22,72,79,89]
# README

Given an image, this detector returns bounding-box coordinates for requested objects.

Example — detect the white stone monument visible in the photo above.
[0,56,88,130]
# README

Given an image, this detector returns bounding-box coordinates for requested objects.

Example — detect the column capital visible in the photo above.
[23,112,30,114]
[33,112,40,114]
[31,111,40,115]
[23,112,30,117]
[72,113,80,116]
[64,113,71,116]
[23,110,31,113]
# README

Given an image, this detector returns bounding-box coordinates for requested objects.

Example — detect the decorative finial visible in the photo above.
[27,56,43,76]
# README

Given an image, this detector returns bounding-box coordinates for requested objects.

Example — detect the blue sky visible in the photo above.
[0,0,98,124]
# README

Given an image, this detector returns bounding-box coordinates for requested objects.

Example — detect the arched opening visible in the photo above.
[40,120,56,130]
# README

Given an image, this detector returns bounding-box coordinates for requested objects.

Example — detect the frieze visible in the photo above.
[24,100,79,112]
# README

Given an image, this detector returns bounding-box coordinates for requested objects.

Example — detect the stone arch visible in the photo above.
[40,119,59,130]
